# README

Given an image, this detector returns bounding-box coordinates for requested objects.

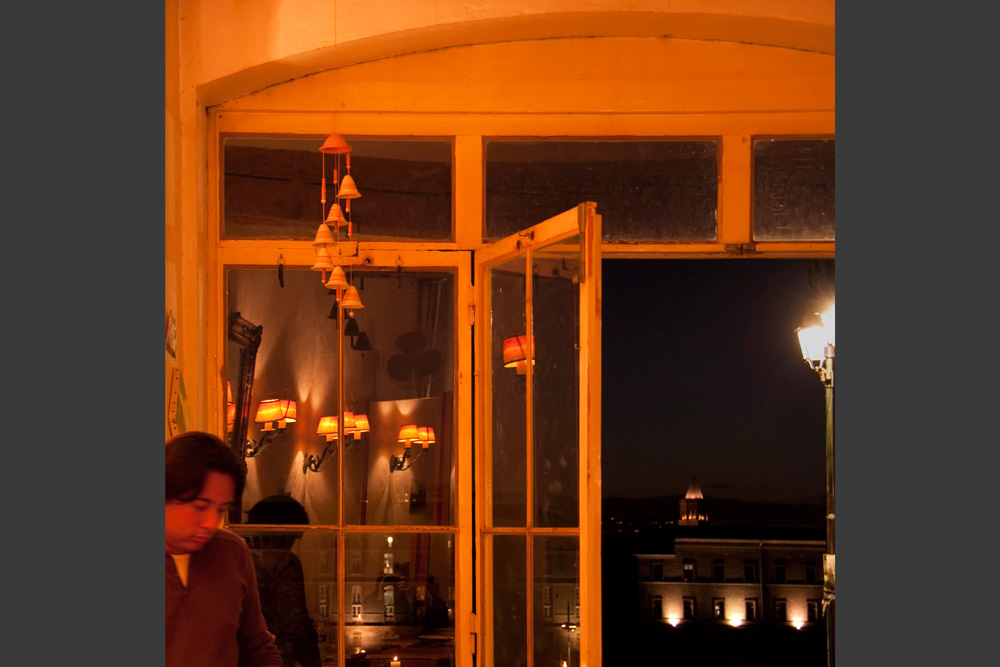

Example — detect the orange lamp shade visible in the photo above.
[343,411,356,433]
[353,414,370,436]
[424,427,436,447]
[226,381,233,403]
[503,335,534,367]
[398,424,418,448]
[255,399,297,430]
[316,415,339,441]
[226,402,236,432]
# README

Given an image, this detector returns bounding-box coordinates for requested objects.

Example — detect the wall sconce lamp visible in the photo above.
[245,399,296,457]
[389,424,434,473]
[503,335,535,375]
[304,412,371,474]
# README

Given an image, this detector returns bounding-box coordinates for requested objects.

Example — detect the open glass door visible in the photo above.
[475,202,602,667]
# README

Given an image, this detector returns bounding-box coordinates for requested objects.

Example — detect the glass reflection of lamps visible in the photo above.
[390,424,431,472]
[503,334,534,375]
[795,301,835,667]
[245,399,296,457]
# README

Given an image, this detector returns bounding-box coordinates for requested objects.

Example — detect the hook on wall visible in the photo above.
[277,254,285,288]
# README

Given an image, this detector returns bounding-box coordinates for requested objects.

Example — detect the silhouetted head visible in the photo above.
[245,494,309,548]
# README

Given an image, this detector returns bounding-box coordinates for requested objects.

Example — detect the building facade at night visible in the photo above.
[165,2,835,666]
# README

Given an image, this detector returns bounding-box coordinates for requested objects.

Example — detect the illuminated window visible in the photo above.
[774,598,787,622]
[683,559,696,582]
[744,560,757,583]
[808,599,820,622]
[713,598,725,620]
[745,598,758,622]
[352,632,362,648]
[649,596,663,619]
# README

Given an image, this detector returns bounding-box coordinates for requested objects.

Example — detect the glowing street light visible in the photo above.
[796,302,835,667]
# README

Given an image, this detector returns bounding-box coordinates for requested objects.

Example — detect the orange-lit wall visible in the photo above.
[165,0,835,434]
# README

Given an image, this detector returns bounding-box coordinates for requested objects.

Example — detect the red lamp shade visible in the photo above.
[503,335,535,366]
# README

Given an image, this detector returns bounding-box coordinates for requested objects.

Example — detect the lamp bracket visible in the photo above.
[389,448,426,473]
[245,429,285,458]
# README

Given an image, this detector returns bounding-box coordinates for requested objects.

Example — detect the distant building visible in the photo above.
[678,476,709,526]
[634,478,824,631]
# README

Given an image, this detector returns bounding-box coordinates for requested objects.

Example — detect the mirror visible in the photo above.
[227,311,262,523]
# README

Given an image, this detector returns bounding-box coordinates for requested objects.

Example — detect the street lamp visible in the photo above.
[796,303,835,667]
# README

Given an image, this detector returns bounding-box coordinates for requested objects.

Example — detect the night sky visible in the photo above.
[601,258,833,505]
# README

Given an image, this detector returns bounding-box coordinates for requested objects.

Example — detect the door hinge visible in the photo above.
[469,303,475,326]
[725,242,757,253]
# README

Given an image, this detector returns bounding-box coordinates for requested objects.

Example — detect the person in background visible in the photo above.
[165,431,281,667]
[245,495,323,667]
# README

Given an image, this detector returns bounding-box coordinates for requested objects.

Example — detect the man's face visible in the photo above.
[165,471,236,554]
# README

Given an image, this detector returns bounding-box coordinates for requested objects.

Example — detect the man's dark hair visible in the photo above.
[166,431,245,502]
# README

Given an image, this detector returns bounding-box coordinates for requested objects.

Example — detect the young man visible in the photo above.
[166,431,282,667]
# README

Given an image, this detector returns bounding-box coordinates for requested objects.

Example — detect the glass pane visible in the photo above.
[534,536,580,667]
[490,256,529,527]
[226,267,455,527]
[224,137,452,240]
[532,256,580,527]
[485,140,717,242]
[229,526,339,666]
[753,138,835,241]
[492,535,528,667]
[345,532,456,666]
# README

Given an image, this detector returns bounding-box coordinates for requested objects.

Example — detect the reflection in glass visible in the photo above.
[490,257,529,527]
[534,536,580,667]
[345,533,456,666]
[226,268,456,528]
[492,535,528,667]
[532,257,580,527]
[230,527,339,665]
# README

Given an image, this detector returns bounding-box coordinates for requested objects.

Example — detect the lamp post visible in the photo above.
[796,304,835,667]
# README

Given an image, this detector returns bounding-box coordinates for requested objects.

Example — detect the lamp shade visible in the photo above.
[353,414,370,435]
[341,285,364,309]
[319,133,352,154]
[316,415,339,441]
[796,310,828,363]
[255,399,297,429]
[398,424,418,448]
[503,335,534,367]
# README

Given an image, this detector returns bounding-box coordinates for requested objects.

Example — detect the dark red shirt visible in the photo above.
[166,529,282,667]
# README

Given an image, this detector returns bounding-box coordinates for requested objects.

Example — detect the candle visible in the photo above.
[390,657,401,667]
